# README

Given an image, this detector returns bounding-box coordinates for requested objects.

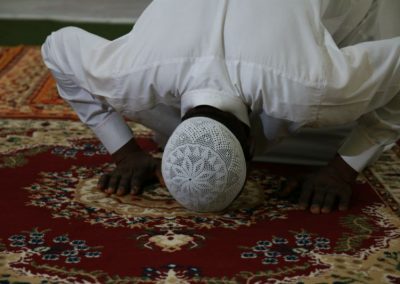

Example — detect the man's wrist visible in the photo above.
[328,154,358,183]
[111,138,143,164]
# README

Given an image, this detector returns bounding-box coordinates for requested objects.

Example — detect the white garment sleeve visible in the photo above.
[335,37,400,171]
[51,70,133,154]
[339,95,400,172]
[41,29,133,154]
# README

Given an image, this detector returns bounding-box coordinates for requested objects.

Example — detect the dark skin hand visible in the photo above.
[98,106,251,197]
[279,154,358,214]
[97,138,165,196]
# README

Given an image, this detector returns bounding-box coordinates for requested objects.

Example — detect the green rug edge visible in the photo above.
[0,19,132,45]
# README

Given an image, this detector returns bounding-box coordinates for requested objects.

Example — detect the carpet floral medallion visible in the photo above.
[0,119,399,283]
[0,47,400,283]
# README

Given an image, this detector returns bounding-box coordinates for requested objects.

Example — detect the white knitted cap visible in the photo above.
[161,117,247,212]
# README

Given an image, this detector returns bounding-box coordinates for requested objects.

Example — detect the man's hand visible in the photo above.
[280,155,358,214]
[97,138,165,196]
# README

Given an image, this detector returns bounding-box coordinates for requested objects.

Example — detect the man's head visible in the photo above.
[161,105,252,212]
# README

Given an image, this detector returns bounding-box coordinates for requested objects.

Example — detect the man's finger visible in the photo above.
[97,174,110,191]
[116,176,131,196]
[298,180,313,210]
[310,189,325,214]
[155,166,165,187]
[130,172,145,195]
[107,175,121,194]
[321,192,336,214]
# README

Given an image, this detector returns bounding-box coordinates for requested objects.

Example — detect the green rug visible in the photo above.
[0,19,132,45]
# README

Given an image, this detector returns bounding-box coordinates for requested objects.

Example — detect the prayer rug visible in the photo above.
[0,46,77,120]
[0,46,400,283]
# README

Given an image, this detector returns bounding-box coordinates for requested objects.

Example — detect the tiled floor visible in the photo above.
[0,0,151,23]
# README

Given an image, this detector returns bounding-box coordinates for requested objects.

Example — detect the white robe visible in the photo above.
[41,0,400,171]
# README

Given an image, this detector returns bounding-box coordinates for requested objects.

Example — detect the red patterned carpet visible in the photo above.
[1,46,400,283]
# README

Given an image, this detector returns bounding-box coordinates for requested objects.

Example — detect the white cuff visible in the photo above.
[338,127,383,172]
[91,112,133,154]
[340,145,383,172]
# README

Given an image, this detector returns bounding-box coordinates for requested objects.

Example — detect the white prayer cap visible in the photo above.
[161,117,247,212]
